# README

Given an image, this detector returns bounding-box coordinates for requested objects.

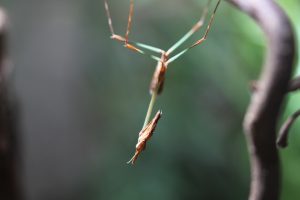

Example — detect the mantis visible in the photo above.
[104,0,221,164]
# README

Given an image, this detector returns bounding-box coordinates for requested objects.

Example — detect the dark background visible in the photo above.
[1,0,300,199]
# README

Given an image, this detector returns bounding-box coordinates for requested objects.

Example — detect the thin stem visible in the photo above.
[143,91,157,128]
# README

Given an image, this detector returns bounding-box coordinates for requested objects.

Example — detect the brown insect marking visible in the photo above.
[127,110,162,165]
[191,21,202,33]
[124,43,143,54]
[190,38,205,48]
[150,53,168,94]
[110,34,126,42]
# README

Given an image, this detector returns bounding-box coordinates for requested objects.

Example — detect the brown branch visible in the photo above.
[250,76,300,93]
[288,76,300,92]
[0,7,21,200]
[277,109,300,148]
[226,0,296,200]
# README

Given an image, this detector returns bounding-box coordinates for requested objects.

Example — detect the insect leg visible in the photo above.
[104,0,162,60]
[167,0,221,64]
[125,0,134,44]
[189,0,221,49]
[166,0,212,56]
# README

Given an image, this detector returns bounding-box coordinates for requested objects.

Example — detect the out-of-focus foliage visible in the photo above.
[1,0,299,200]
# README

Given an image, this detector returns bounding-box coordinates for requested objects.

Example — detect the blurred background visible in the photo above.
[0,0,299,199]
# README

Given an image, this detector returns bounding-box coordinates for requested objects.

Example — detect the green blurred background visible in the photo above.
[1,0,299,199]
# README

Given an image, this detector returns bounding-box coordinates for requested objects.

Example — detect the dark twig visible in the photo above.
[0,7,21,200]
[226,0,296,200]
[250,76,300,93]
[288,76,300,92]
[277,109,300,148]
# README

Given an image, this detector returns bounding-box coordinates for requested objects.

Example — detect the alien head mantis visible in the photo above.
[104,0,221,164]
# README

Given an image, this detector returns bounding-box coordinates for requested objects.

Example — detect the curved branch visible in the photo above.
[277,109,300,148]
[226,0,296,200]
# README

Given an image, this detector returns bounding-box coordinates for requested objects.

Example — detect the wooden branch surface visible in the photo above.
[226,0,296,199]
[288,76,300,92]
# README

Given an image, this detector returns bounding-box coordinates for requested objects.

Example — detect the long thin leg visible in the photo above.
[123,0,164,56]
[166,0,212,56]
[125,0,134,44]
[123,0,157,54]
[110,34,161,61]
[167,0,221,64]
[110,34,162,54]
[104,0,162,60]
[104,0,115,35]
[189,0,221,48]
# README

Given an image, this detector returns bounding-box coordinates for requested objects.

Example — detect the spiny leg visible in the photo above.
[167,0,221,64]
[104,0,163,60]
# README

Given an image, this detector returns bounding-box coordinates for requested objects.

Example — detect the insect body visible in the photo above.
[104,0,221,164]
